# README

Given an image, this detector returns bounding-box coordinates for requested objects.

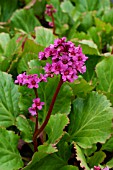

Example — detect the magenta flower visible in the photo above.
[44,63,52,74]
[45,4,56,17]
[39,52,46,60]
[51,61,63,75]
[28,106,37,116]
[61,67,74,82]
[27,74,39,89]
[32,98,44,110]
[28,98,45,116]
[15,72,27,85]
[39,74,47,82]
[94,166,109,170]
[94,166,101,170]
[49,22,54,27]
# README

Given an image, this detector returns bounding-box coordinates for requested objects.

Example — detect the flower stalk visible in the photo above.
[33,76,63,150]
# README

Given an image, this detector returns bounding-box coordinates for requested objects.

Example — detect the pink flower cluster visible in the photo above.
[45,4,56,17]
[15,73,47,88]
[15,73,46,116]
[28,98,44,116]
[39,37,88,82]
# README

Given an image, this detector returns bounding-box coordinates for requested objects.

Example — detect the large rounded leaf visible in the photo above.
[10,9,40,33]
[0,128,23,170]
[96,56,113,93]
[68,91,113,148]
[0,71,20,127]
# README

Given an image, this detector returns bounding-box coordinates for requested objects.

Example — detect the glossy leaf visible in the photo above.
[0,128,23,170]
[74,144,90,170]
[45,113,69,144]
[16,116,33,143]
[72,39,99,55]
[11,9,41,33]
[68,91,113,148]
[88,151,106,168]
[69,77,94,96]
[24,153,68,170]
[17,53,38,73]
[0,0,18,22]
[35,26,56,47]
[60,165,78,170]
[0,33,10,53]
[38,77,73,118]
[102,135,113,152]
[106,158,113,168]
[96,56,113,93]
[0,71,20,127]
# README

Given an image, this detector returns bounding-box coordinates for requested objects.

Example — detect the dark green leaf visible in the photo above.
[0,0,18,22]
[68,92,113,148]
[0,128,23,170]
[74,144,90,170]
[35,26,56,47]
[45,113,69,144]
[88,151,106,168]
[16,116,33,143]
[0,71,20,127]
[11,9,40,33]
[96,56,113,93]
[101,135,113,152]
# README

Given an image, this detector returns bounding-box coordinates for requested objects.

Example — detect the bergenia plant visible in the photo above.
[15,37,88,152]
[1,1,113,170]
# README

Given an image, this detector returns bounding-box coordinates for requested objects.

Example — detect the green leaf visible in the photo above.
[18,85,34,115]
[0,128,23,170]
[101,135,113,152]
[24,153,67,170]
[88,27,101,50]
[4,33,22,58]
[35,26,56,47]
[23,144,57,170]
[16,116,33,143]
[88,151,106,168]
[68,91,113,148]
[83,144,97,157]
[57,133,72,162]
[78,12,93,32]
[83,55,100,82]
[74,0,110,12]
[11,9,40,33]
[74,144,90,170]
[71,39,99,55]
[60,0,75,17]
[39,77,73,118]
[106,158,113,168]
[17,53,38,73]
[0,71,20,127]
[102,9,113,26]
[69,77,94,96]
[0,0,18,22]
[45,113,69,144]
[0,33,10,53]
[60,165,78,170]
[22,39,45,55]
[96,56,113,93]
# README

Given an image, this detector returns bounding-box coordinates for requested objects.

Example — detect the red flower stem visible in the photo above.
[33,88,38,152]
[33,77,63,146]
[51,13,57,35]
